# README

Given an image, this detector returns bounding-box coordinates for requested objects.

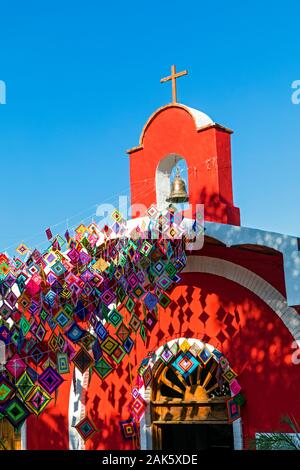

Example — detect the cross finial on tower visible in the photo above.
[160,65,188,103]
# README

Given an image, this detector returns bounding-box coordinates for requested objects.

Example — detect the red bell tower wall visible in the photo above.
[128,104,240,225]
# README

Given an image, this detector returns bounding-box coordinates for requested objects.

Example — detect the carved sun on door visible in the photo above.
[151,354,231,424]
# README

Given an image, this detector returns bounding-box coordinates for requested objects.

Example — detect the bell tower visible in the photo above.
[127,67,240,226]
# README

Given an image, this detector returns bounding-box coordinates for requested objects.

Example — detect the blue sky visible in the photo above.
[0,1,299,254]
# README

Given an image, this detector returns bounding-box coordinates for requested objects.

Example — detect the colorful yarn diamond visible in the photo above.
[93,357,113,380]
[111,345,126,364]
[26,386,52,416]
[116,323,130,343]
[129,394,147,421]
[0,375,15,403]
[16,372,34,400]
[123,336,134,354]
[108,308,123,328]
[38,366,64,394]
[120,418,137,440]
[3,397,30,429]
[223,368,237,384]
[160,347,174,364]
[158,293,171,309]
[65,323,86,344]
[5,354,27,380]
[142,366,152,388]
[72,348,94,374]
[233,392,246,406]
[0,325,10,345]
[95,322,108,341]
[172,351,200,379]
[75,416,97,441]
[227,397,240,423]
[199,347,212,365]
[100,336,119,356]
[129,314,140,332]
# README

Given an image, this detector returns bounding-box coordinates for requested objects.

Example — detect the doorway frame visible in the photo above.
[139,338,243,450]
[152,421,236,450]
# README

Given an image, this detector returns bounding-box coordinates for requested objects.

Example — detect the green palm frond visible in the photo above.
[255,415,300,450]
[256,433,300,450]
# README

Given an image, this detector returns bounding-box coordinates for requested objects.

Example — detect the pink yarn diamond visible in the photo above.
[6,353,27,379]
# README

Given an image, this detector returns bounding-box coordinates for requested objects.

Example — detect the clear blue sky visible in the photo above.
[0,1,300,254]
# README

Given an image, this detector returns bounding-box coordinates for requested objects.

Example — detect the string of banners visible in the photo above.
[0,204,205,439]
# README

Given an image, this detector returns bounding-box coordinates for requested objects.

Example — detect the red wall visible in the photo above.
[25,105,298,450]
[26,248,300,450]
[26,372,71,450]
[128,105,240,225]
[84,260,299,449]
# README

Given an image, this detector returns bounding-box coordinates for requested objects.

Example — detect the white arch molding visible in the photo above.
[184,256,300,341]
[139,338,243,450]
[139,256,300,450]
[68,255,299,450]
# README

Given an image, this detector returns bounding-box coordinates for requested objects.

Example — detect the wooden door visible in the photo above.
[0,420,21,450]
[151,356,232,449]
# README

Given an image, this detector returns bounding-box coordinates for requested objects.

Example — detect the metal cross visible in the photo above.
[160,65,188,103]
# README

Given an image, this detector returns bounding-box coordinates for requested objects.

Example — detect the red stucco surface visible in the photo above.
[128,105,240,225]
[26,105,299,450]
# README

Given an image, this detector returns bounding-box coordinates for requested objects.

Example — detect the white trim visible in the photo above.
[184,256,300,341]
[140,385,152,450]
[21,422,27,450]
[205,221,300,308]
[184,105,214,128]
[139,338,243,450]
[68,368,87,450]
[233,419,243,450]
[111,215,300,306]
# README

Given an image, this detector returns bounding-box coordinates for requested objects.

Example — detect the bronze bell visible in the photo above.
[167,166,189,203]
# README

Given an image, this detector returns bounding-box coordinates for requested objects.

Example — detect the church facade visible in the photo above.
[2,70,300,451]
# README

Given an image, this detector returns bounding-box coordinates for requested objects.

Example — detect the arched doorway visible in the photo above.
[139,339,243,450]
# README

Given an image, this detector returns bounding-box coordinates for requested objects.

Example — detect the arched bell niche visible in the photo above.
[155,154,189,211]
